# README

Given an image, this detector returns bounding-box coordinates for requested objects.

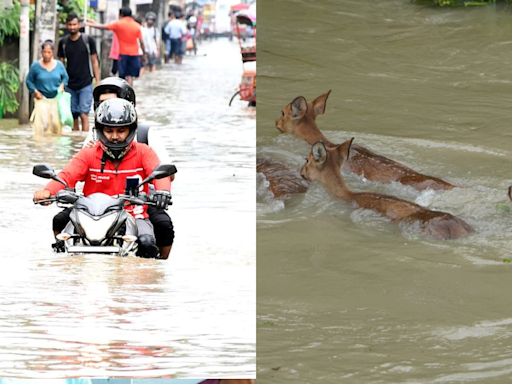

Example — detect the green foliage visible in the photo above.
[436,0,459,6]
[464,1,493,6]
[57,0,97,26]
[0,61,19,114]
[414,0,508,6]
[0,0,35,44]
[0,1,20,46]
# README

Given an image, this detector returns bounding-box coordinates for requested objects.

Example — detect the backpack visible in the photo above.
[162,20,170,41]
[137,124,150,145]
[61,33,95,78]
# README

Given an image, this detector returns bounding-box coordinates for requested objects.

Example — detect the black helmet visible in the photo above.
[93,77,136,110]
[145,12,157,21]
[94,98,137,160]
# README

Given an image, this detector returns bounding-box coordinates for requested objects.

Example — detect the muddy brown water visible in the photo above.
[258,1,512,382]
[0,39,255,378]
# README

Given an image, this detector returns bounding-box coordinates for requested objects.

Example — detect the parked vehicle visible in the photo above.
[214,0,239,37]
[229,13,256,107]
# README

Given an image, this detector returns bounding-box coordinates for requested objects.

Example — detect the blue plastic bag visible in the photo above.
[56,89,74,127]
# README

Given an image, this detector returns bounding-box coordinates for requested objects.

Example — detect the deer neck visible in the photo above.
[321,168,355,200]
[298,118,332,146]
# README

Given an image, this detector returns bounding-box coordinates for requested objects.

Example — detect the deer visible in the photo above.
[300,139,473,240]
[276,91,456,191]
[257,157,309,198]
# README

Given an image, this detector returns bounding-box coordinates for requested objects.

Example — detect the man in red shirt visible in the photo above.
[33,98,173,259]
[87,7,145,86]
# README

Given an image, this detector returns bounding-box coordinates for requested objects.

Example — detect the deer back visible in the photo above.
[302,140,472,240]
[277,92,456,191]
[257,157,309,198]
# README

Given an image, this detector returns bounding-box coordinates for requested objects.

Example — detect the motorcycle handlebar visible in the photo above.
[115,194,157,206]
[34,193,159,206]
[33,197,57,205]
[33,190,80,205]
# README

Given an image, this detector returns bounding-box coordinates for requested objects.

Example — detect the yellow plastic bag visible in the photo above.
[30,97,62,136]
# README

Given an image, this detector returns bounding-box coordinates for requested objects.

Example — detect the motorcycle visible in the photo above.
[33,163,177,257]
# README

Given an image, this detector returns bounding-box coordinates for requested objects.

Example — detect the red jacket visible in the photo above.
[45,142,171,219]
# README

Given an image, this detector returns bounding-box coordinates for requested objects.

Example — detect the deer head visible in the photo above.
[275,91,331,137]
[301,138,354,182]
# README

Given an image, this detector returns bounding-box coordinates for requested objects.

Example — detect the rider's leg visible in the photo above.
[147,205,174,260]
[53,207,72,236]
[159,245,172,259]
[135,218,159,258]
[52,208,72,252]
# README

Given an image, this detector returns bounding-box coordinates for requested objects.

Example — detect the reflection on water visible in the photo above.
[0,39,254,377]
[258,0,512,382]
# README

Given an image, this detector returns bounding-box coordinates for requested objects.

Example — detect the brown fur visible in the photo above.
[276,92,455,191]
[257,157,309,198]
[219,380,254,384]
[301,140,473,240]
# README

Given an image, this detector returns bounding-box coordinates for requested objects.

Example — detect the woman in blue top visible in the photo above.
[26,40,69,135]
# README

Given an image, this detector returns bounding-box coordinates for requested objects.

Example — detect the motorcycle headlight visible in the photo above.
[77,211,118,242]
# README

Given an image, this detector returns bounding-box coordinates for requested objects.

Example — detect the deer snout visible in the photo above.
[275,118,284,133]
[300,163,310,180]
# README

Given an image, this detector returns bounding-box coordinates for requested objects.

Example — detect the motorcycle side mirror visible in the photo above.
[32,163,68,188]
[137,164,178,188]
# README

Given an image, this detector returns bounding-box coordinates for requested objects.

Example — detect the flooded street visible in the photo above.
[258,0,512,382]
[0,39,255,378]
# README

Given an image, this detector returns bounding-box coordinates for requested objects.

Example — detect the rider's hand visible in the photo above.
[34,189,52,205]
[84,139,97,148]
[151,190,172,209]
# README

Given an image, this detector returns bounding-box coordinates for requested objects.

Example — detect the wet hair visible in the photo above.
[41,39,54,51]
[120,7,132,17]
[66,12,80,23]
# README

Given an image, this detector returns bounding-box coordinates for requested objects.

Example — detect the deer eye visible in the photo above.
[281,111,284,116]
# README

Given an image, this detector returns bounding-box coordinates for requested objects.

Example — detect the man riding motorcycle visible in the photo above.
[34,98,172,259]
[53,77,175,258]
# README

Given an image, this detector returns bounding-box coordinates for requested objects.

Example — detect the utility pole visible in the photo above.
[99,0,119,79]
[32,0,59,61]
[18,0,30,124]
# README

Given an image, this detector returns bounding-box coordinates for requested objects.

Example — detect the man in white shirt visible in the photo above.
[142,12,160,72]
[164,12,187,64]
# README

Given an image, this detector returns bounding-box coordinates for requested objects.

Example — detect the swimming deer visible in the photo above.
[257,157,309,198]
[276,92,456,191]
[300,140,473,240]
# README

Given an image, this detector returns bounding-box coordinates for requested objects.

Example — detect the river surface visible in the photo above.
[257,1,512,382]
[0,39,255,378]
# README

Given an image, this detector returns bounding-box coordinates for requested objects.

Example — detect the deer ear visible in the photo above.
[508,186,512,202]
[312,90,331,117]
[312,141,327,165]
[291,96,308,119]
[338,138,354,161]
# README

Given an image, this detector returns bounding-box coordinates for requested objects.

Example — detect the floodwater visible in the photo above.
[0,39,255,378]
[257,1,512,382]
